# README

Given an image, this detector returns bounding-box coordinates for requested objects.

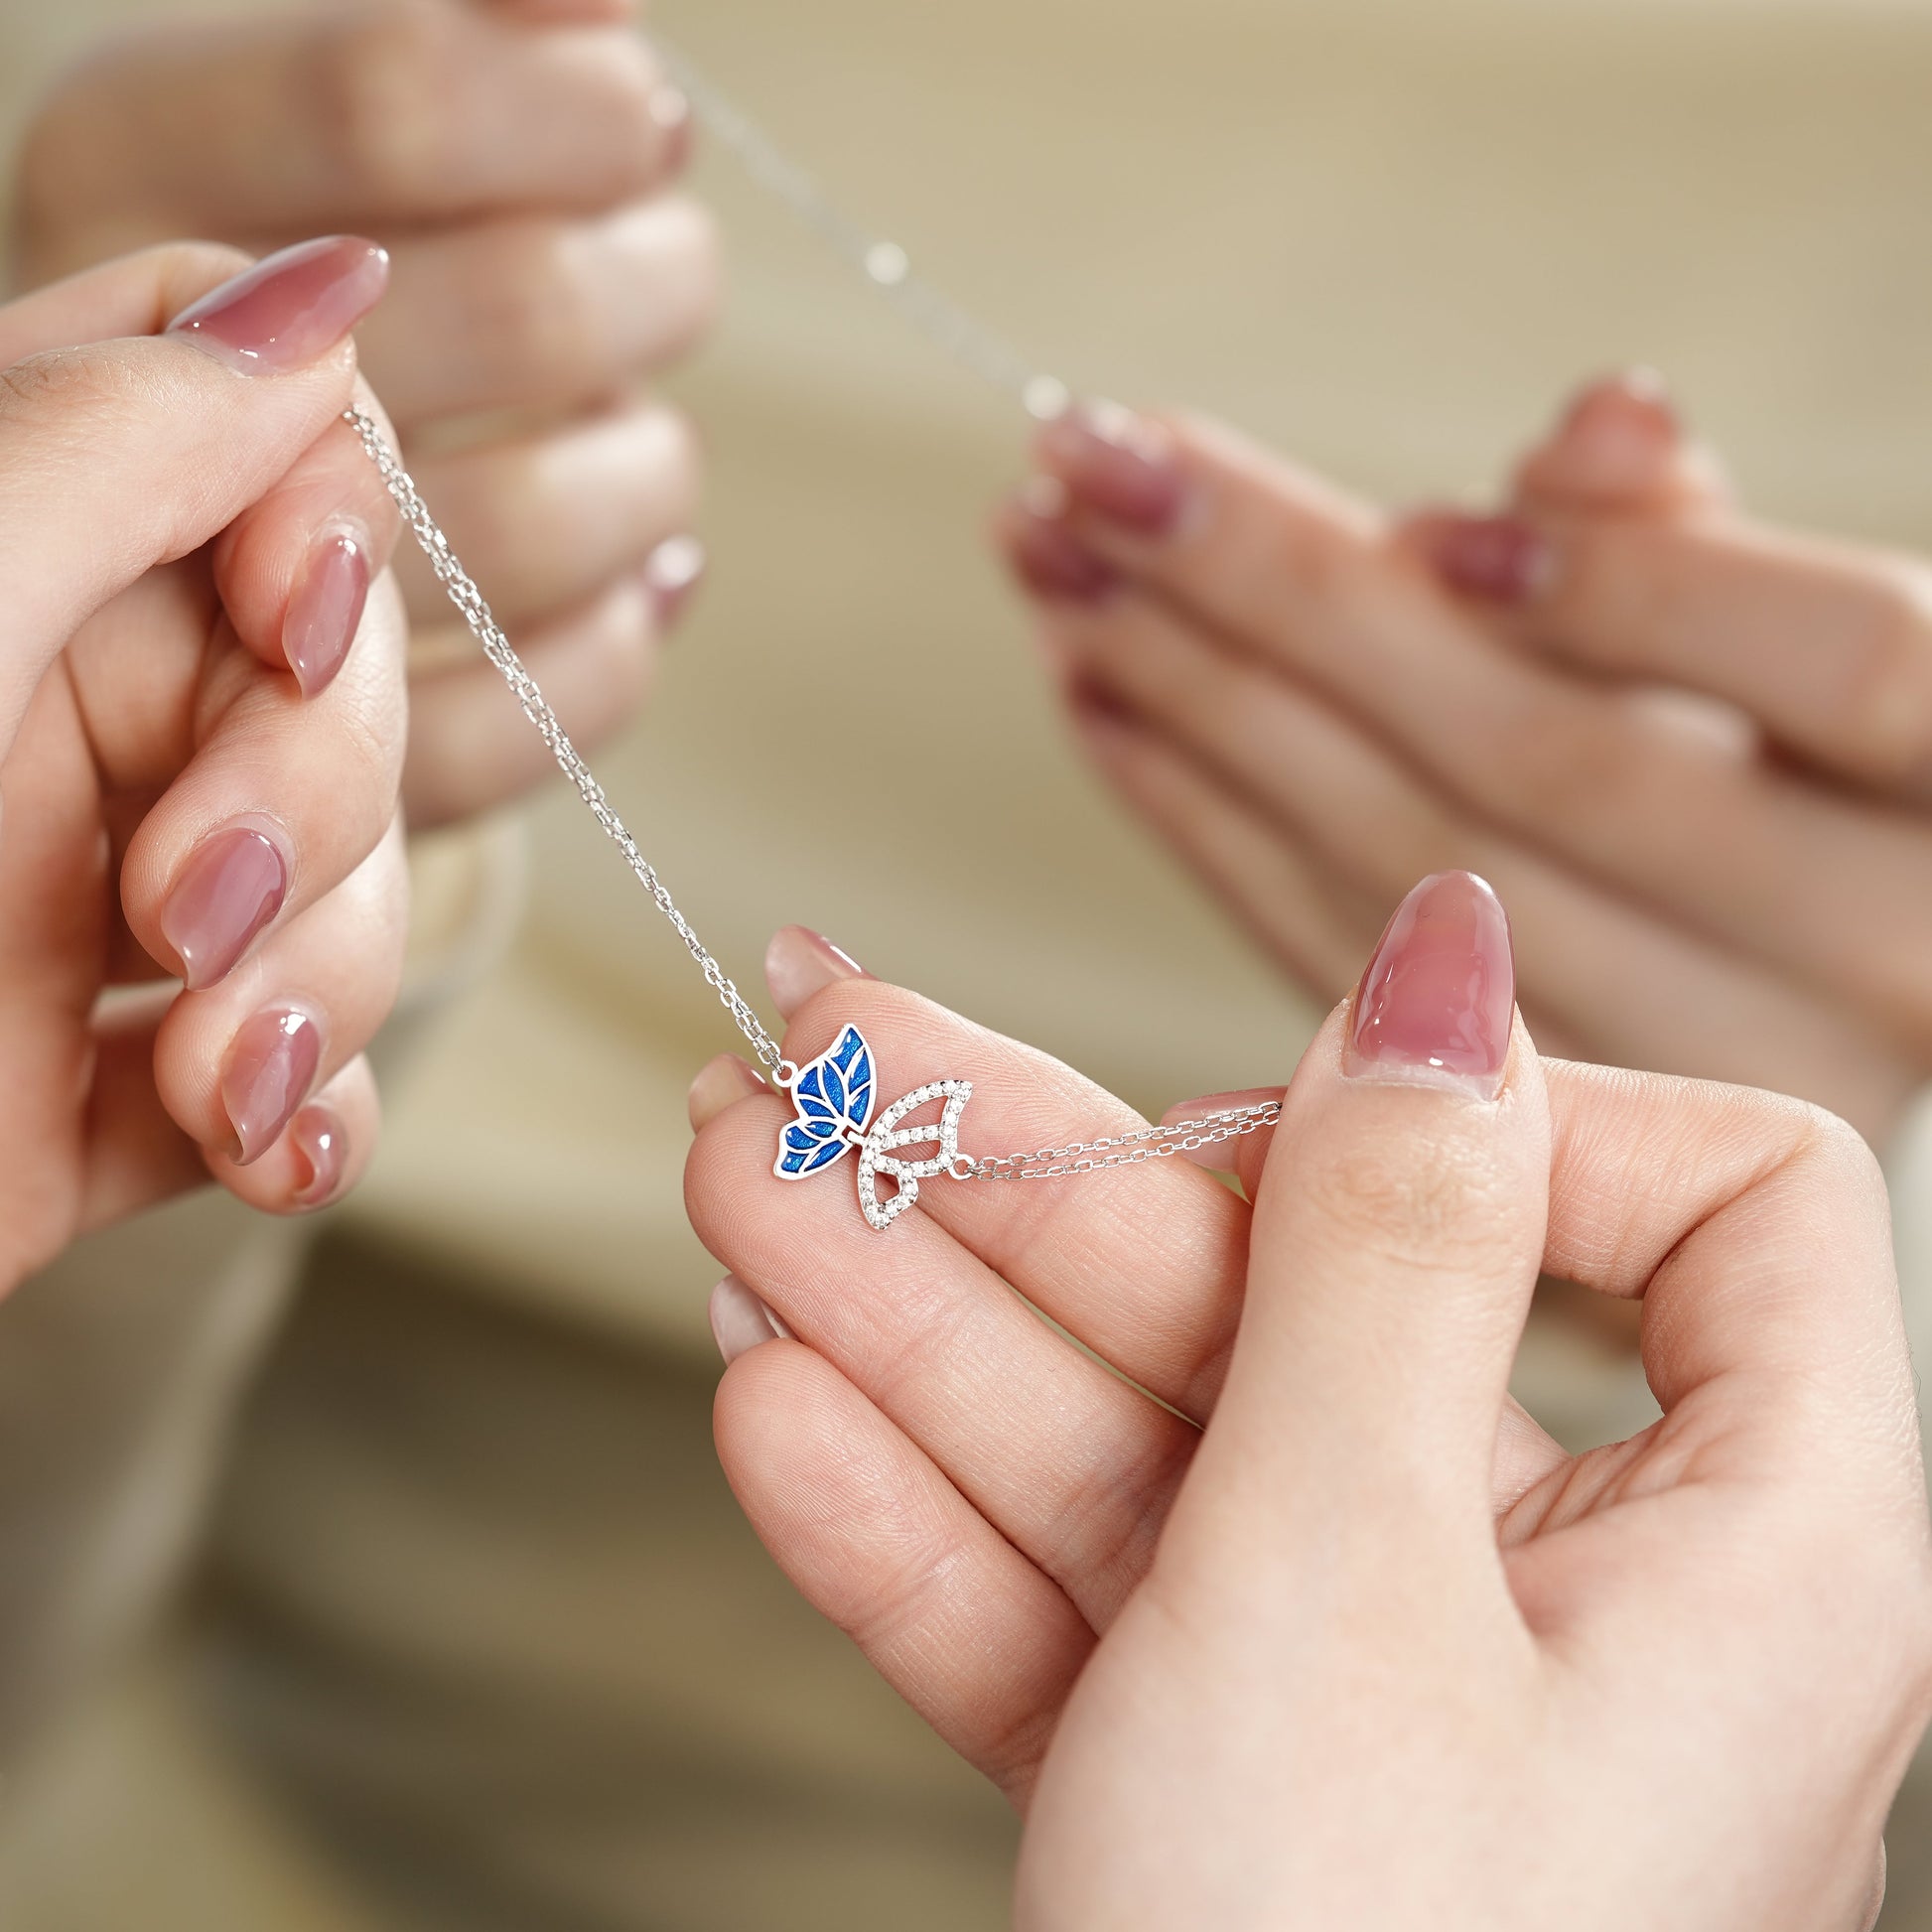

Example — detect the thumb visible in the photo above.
[0,234,388,761]
[1178,872,1547,1569]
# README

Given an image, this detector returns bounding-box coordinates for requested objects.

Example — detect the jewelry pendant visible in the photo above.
[773,1025,973,1231]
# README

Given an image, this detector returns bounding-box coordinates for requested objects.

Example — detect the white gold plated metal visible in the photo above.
[346,412,1282,1230]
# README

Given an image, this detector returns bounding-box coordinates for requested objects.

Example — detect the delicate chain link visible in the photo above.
[348,413,1279,1176]
[657,38,1070,424]
[960,1100,1282,1180]
[343,407,788,1075]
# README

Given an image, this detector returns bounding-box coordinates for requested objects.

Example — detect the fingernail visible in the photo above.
[160,819,290,989]
[222,1008,323,1165]
[764,925,865,1020]
[643,533,706,628]
[1421,513,1556,604]
[1006,483,1122,604]
[688,1051,766,1131]
[165,236,390,375]
[709,1273,793,1364]
[1554,368,1682,494]
[283,525,370,695]
[649,83,694,175]
[1066,673,1137,728]
[1037,399,1188,537]
[290,1103,347,1207]
[1345,871,1514,1100]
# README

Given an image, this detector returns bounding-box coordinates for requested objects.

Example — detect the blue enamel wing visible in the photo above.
[773,1025,877,1179]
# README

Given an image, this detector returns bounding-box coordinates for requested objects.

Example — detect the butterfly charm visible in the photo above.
[773,1024,974,1232]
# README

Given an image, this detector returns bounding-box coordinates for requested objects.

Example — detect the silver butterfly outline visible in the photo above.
[773,1024,973,1231]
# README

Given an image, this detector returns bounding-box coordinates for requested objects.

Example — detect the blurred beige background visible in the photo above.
[3,0,1932,1925]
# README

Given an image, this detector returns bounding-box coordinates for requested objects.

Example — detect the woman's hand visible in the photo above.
[997,375,1932,1144]
[0,236,411,1294]
[684,875,1932,1931]
[17,0,718,829]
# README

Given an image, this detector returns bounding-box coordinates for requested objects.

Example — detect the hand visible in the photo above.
[683,876,1932,1931]
[996,375,1932,1144]
[17,0,718,829]
[0,236,411,1294]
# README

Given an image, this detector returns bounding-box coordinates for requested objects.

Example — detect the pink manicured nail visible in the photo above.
[222,1008,323,1164]
[1423,513,1555,604]
[710,1274,793,1364]
[160,820,290,989]
[1006,485,1121,603]
[643,533,706,627]
[1037,400,1188,536]
[290,1103,347,1206]
[1345,872,1514,1100]
[764,925,865,1020]
[166,236,390,375]
[649,83,694,174]
[283,526,370,695]
[687,1051,767,1131]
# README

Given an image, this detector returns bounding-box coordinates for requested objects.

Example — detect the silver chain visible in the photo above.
[657,38,1069,424]
[349,280,1283,1167]
[343,406,787,1076]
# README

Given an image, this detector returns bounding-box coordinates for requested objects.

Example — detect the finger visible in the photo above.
[151,820,407,1163]
[750,948,1253,1422]
[1061,684,1380,997]
[99,542,404,992]
[1029,565,1912,1129]
[687,1061,1203,1632]
[1173,873,1548,1564]
[1509,368,1731,515]
[82,1008,379,1228]
[358,200,720,426]
[390,399,699,628]
[0,235,387,758]
[714,1337,1092,1806]
[402,566,675,828]
[1032,404,1932,1053]
[1415,501,1932,799]
[20,6,689,247]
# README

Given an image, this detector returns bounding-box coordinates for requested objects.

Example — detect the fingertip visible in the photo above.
[1515,367,1687,508]
[688,1051,768,1131]
[764,925,866,1020]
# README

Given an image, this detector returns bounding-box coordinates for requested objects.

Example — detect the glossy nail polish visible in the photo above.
[1424,514,1555,604]
[687,1051,766,1131]
[1345,872,1514,1099]
[165,236,390,375]
[643,533,706,627]
[764,925,864,1019]
[710,1274,793,1364]
[1006,484,1122,603]
[222,1008,323,1164]
[1037,400,1189,536]
[290,1104,347,1207]
[160,820,289,989]
[283,526,370,695]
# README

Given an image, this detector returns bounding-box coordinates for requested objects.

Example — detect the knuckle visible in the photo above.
[0,345,144,439]
[483,222,616,392]
[311,11,452,207]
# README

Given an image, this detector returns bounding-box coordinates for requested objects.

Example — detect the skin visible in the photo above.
[15,0,720,829]
[996,374,1932,1146]
[0,241,411,1294]
[684,918,1932,1931]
